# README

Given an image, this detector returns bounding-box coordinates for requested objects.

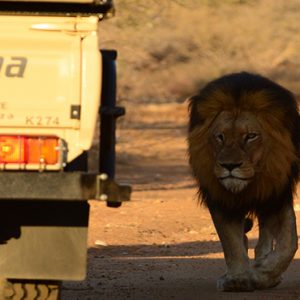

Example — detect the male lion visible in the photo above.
[188,72,300,292]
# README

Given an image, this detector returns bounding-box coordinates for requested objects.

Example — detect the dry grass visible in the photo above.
[99,0,300,103]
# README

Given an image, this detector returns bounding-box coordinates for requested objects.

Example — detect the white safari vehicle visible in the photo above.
[0,1,130,299]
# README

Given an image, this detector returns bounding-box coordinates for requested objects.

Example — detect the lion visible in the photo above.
[187,72,300,292]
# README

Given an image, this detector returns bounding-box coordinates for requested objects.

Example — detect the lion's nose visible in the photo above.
[220,162,242,171]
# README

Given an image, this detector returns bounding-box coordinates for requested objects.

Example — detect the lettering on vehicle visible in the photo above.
[0,57,28,78]
[25,116,60,126]
[0,113,14,120]
[0,102,7,110]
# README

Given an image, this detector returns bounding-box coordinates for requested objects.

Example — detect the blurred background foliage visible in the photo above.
[99,0,300,103]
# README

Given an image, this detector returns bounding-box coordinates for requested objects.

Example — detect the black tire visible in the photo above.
[1,280,61,300]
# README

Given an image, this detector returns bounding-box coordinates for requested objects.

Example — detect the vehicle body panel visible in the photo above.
[0,15,101,166]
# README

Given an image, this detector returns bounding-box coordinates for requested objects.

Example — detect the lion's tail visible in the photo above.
[244,217,253,233]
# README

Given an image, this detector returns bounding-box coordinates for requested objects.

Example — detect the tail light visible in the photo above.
[0,136,64,170]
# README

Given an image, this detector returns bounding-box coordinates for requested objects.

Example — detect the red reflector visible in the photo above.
[0,136,59,165]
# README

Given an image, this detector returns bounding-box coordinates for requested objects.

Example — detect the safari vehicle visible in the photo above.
[0,1,130,299]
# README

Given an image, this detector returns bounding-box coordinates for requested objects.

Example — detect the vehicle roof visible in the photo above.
[0,0,114,17]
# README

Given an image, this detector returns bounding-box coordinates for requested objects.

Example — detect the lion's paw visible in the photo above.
[251,271,282,290]
[217,272,255,292]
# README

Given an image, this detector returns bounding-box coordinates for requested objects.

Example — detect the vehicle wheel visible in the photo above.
[1,280,61,300]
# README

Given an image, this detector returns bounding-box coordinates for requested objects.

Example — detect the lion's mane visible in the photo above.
[188,72,300,217]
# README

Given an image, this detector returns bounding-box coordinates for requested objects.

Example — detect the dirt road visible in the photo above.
[61,102,300,300]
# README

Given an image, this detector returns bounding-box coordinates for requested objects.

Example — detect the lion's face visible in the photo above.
[211,111,264,193]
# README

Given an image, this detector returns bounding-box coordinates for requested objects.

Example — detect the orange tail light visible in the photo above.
[0,136,25,163]
[0,136,59,165]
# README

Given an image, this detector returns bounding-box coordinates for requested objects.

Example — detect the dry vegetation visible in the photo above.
[99,0,300,104]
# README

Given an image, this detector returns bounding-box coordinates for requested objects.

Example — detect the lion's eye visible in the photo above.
[245,132,258,142]
[215,133,225,143]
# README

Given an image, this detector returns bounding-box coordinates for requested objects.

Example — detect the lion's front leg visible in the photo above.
[255,218,274,262]
[253,203,298,289]
[209,208,255,292]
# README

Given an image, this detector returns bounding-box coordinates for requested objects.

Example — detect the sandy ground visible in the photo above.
[61,102,300,300]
